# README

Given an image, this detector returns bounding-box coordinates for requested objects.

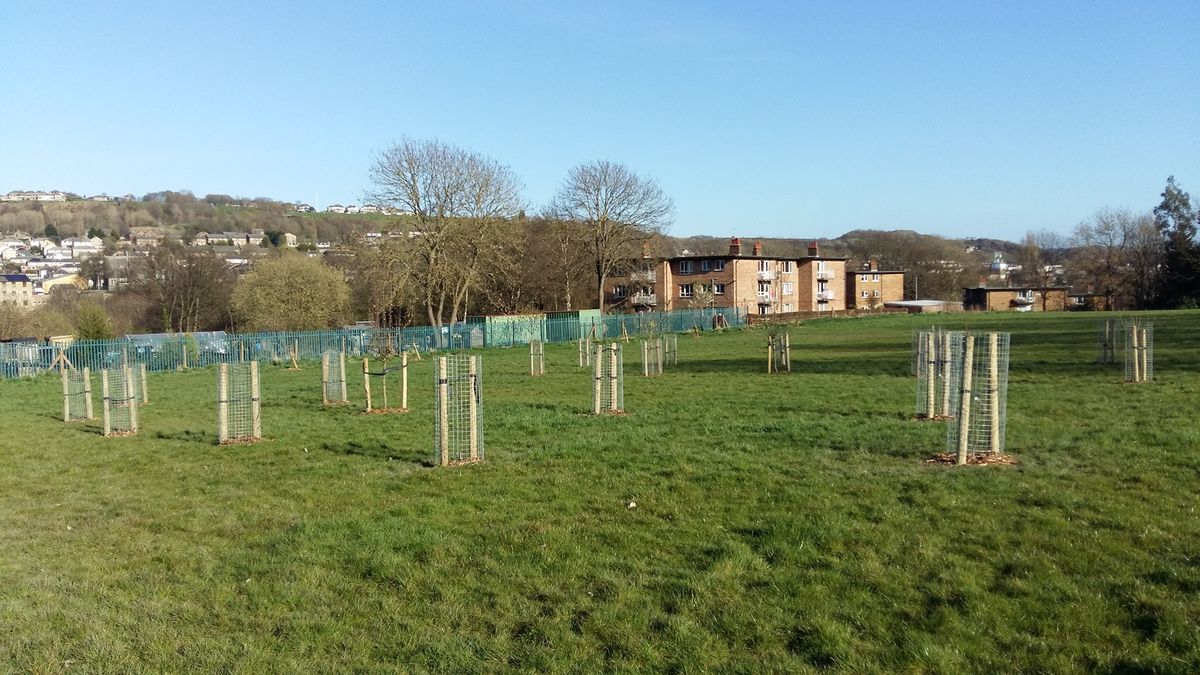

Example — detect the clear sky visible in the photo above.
[2,1,1197,240]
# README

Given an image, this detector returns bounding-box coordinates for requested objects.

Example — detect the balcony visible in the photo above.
[816,290,834,302]
[757,291,774,305]
[630,270,656,284]
[815,269,834,281]
[631,292,657,306]
[756,270,777,281]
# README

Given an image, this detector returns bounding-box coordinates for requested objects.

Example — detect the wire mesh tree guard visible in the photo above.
[1098,319,1119,365]
[945,332,1010,464]
[1124,321,1153,383]
[434,354,483,466]
[914,328,963,419]
[530,340,545,376]
[102,365,139,436]
[663,334,678,367]
[592,343,625,414]
[767,330,791,373]
[322,350,349,405]
[642,338,664,377]
[362,353,409,413]
[62,367,94,422]
[217,362,261,444]
[125,362,149,406]
[578,332,594,367]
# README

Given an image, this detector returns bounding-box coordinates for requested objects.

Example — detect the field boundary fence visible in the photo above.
[1,307,746,380]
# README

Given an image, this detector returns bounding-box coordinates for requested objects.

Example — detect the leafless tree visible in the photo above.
[129,244,236,332]
[1015,230,1067,310]
[548,160,673,314]
[1071,208,1146,310]
[367,137,524,339]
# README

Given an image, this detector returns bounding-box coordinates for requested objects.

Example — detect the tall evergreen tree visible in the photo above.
[1153,176,1200,307]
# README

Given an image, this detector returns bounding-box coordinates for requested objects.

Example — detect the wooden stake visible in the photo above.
[593,344,603,414]
[925,332,936,418]
[1140,328,1149,382]
[340,352,348,402]
[182,338,188,370]
[322,353,330,404]
[61,367,70,422]
[363,357,372,411]
[250,361,261,439]
[401,352,408,410]
[642,340,649,377]
[608,344,618,411]
[956,335,975,465]
[127,365,139,433]
[988,333,1000,454]
[83,367,93,419]
[102,369,111,436]
[217,364,229,443]
[139,363,148,404]
[437,356,449,465]
[784,333,791,372]
[940,331,952,417]
[468,356,479,461]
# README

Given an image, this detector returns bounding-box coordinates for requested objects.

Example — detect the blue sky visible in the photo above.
[1,1,1197,240]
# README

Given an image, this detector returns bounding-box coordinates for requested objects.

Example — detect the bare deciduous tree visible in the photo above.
[548,160,673,314]
[1015,230,1066,310]
[1071,208,1148,310]
[367,137,524,339]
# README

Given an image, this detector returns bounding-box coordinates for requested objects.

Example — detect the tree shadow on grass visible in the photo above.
[318,438,431,467]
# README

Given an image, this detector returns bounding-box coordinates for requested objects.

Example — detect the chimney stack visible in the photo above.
[869,258,879,271]
[729,237,741,255]
[808,241,820,257]
[641,241,651,259]
[753,241,763,256]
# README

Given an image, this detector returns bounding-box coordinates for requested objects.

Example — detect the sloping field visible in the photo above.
[1,311,1197,672]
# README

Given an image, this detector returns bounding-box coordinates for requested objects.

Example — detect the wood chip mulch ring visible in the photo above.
[104,431,138,438]
[220,437,262,446]
[364,408,409,415]
[924,452,1019,466]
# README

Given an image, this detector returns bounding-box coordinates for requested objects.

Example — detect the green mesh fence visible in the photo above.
[2,308,745,379]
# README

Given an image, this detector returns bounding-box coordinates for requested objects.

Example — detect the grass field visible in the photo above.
[1,311,1198,672]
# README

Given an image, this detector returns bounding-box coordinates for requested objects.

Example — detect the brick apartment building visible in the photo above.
[607,238,848,315]
[846,259,905,309]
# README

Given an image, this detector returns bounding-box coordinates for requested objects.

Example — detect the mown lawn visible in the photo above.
[1,311,1197,672]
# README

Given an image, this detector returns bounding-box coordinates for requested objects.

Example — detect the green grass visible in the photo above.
[2,311,1198,672]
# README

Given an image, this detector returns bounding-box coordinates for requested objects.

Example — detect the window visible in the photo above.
[613,285,628,298]
[757,260,770,272]
[783,303,793,312]
[679,284,694,298]
[861,274,869,282]
[713,260,725,271]
[700,260,711,272]
[861,290,869,298]
[782,282,794,295]
[783,261,793,273]
[713,283,726,295]
[758,281,770,294]
[872,274,880,282]
[679,261,693,274]
[817,260,827,272]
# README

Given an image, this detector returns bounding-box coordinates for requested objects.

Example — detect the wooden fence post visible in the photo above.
[401,352,408,410]
[988,333,1000,454]
[437,356,449,465]
[1140,328,1149,382]
[784,333,791,372]
[956,335,975,465]
[140,363,148,404]
[217,364,229,443]
[1131,328,1141,383]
